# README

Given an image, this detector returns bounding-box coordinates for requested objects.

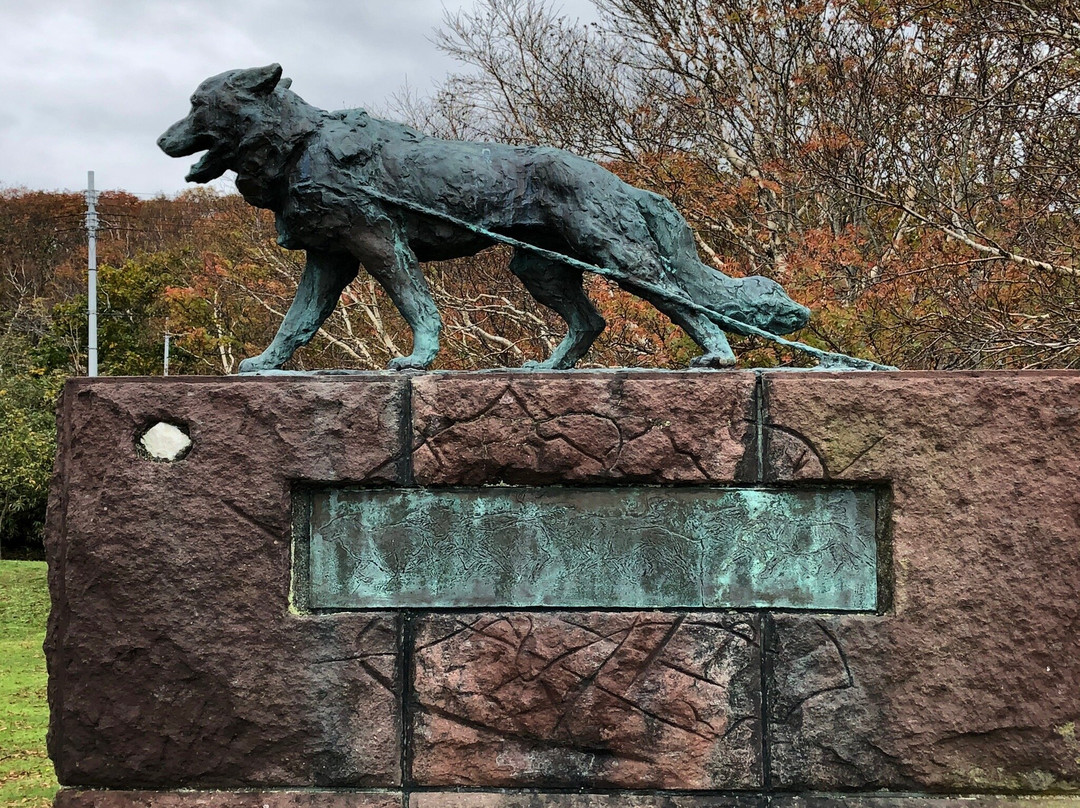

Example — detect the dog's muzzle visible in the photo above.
[158,119,232,183]
[158,119,205,157]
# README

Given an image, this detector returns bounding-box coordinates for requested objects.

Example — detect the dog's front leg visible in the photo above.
[358,228,442,371]
[237,250,358,373]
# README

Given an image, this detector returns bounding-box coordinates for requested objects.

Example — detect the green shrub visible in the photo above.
[0,373,62,559]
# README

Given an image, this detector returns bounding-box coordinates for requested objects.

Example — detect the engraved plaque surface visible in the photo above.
[306,487,878,611]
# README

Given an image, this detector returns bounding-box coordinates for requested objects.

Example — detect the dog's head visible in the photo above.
[737,275,812,336]
[158,64,286,183]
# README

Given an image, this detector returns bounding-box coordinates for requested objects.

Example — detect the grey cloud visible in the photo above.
[0,0,597,194]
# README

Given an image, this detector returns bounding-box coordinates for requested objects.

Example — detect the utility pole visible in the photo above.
[85,171,99,376]
[163,319,170,376]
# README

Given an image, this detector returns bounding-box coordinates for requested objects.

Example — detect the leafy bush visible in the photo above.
[0,373,62,559]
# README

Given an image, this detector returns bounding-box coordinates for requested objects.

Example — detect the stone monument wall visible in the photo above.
[45,372,1080,807]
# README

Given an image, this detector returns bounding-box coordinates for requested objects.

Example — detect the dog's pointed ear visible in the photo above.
[235,63,283,96]
[279,77,293,90]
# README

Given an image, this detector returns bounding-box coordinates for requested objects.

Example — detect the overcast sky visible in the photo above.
[0,0,595,196]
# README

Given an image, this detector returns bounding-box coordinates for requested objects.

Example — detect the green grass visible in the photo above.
[0,560,56,807]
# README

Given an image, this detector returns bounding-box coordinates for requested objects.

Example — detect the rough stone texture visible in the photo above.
[762,371,1080,792]
[769,799,1080,808]
[412,795,759,808]
[51,795,1080,808]
[410,371,758,485]
[48,371,1080,799]
[54,791,400,808]
[45,377,407,788]
[411,611,761,788]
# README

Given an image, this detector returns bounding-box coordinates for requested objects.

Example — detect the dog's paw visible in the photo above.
[237,356,275,374]
[521,358,570,370]
[388,354,432,371]
[690,352,737,369]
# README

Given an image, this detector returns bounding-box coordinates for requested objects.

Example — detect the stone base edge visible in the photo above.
[53,791,401,808]
[53,792,1080,808]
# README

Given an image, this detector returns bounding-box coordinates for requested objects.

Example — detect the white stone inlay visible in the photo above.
[139,422,192,461]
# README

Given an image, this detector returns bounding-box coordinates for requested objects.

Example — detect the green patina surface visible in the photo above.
[305,486,879,611]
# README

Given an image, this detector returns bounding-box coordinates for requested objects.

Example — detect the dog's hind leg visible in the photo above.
[238,250,357,373]
[591,231,737,368]
[509,250,606,369]
[578,227,738,368]
[356,227,442,370]
[644,293,737,368]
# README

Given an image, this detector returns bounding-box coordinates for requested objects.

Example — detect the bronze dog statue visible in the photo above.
[159,64,810,371]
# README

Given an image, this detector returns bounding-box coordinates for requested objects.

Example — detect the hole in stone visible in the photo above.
[138,422,192,462]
